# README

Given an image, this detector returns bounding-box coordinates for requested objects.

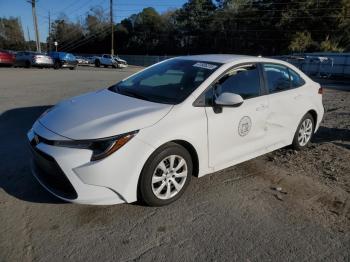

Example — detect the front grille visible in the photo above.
[29,137,78,200]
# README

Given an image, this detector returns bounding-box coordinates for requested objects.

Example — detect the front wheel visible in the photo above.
[54,61,60,69]
[292,113,315,150]
[139,143,192,206]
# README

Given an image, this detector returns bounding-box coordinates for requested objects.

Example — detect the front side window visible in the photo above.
[109,59,222,104]
[215,64,261,99]
[263,63,291,93]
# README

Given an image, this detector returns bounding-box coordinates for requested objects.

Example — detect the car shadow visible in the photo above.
[312,126,350,150]
[0,106,65,204]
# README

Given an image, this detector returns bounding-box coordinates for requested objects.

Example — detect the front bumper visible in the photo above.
[118,63,128,68]
[61,63,76,68]
[32,62,53,67]
[27,122,154,205]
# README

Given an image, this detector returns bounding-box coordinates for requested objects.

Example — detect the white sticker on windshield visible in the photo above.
[193,62,218,70]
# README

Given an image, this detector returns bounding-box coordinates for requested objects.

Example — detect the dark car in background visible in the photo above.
[0,50,15,67]
[15,51,53,68]
[48,52,78,70]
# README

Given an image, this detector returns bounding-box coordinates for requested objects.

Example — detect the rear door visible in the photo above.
[205,63,269,168]
[102,55,112,65]
[262,63,307,145]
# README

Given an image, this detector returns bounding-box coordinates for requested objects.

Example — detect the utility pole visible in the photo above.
[48,10,51,52]
[27,0,41,52]
[27,26,31,51]
[110,0,114,55]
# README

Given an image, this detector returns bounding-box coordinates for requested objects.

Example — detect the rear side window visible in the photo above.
[263,64,290,93]
[216,64,261,99]
[289,68,305,87]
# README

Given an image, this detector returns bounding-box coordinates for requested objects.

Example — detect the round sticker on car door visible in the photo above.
[238,116,252,136]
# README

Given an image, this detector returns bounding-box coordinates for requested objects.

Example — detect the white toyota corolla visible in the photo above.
[27,55,324,206]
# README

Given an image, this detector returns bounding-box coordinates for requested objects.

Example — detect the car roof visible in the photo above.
[178,54,257,64]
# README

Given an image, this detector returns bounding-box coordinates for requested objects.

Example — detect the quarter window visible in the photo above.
[289,68,305,88]
[215,64,261,99]
[263,64,290,93]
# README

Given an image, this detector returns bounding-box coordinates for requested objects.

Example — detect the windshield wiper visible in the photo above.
[119,89,151,102]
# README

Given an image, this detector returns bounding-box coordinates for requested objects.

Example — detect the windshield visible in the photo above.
[109,59,221,104]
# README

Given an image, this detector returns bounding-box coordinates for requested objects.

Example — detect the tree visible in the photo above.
[289,31,314,53]
[0,17,26,50]
[49,14,84,51]
[320,36,345,52]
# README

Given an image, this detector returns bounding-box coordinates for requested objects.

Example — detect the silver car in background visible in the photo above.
[15,51,53,68]
[76,56,90,65]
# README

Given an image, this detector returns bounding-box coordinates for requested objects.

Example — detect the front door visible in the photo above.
[205,63,269,168]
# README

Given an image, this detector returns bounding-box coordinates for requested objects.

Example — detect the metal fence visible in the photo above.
[118,55,174,67]
[275,52,350,78]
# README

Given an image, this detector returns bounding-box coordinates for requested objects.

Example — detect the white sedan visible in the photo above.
[27,55,324,206]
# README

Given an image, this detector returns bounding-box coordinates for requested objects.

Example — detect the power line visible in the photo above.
[60,26,111,51]
[55,6,111,51]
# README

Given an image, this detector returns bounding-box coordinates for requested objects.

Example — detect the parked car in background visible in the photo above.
[15,51,53,68]
[94,54,128,68]
[86,56,96,65]
[48,52,78,70]
[76,56,90,65]
[0,50,15,66]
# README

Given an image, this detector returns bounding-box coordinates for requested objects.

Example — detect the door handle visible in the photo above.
[294,94,302,100]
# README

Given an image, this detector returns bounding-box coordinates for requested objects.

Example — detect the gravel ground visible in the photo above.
[0,67,349,261]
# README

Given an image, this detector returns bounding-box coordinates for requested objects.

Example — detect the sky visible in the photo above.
[0,0,188,41]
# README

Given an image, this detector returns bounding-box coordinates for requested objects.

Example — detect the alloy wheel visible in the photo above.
[151,155,188,200]
[298,118,313,146]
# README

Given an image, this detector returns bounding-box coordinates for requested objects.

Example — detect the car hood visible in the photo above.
[114,58,126,63]
[39,89,173,140]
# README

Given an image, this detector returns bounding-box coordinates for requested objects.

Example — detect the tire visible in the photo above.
[54,61,60,70]
[95,60,100,67]
[69,66,76,70]
[292,113,315,150]
[25,61,31,68]
[139,142,192,206]
[104,65,108,68]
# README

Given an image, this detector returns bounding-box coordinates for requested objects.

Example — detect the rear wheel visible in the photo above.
[139,143,192,206]
[69,66,76,70]
[25,60,31,68]
[292,113,315,150]
[95,60,100,67]
[54,61,61,69]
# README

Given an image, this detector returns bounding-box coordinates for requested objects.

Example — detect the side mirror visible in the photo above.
[215,92,244,107]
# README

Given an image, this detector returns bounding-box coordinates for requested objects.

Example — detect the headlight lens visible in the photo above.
[53,130,138,161]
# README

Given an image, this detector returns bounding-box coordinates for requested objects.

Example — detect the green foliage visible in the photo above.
[0,17,26,50]
[289,31,315,52]
[320,36,345,52]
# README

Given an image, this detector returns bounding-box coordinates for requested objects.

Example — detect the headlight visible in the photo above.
[53,130,138,161]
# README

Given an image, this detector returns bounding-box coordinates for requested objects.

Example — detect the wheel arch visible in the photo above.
[140,139,200,179]
[170,139,199,178]
[307,109,318,131]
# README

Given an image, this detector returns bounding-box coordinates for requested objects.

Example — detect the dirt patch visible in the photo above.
[261,88,350,231]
